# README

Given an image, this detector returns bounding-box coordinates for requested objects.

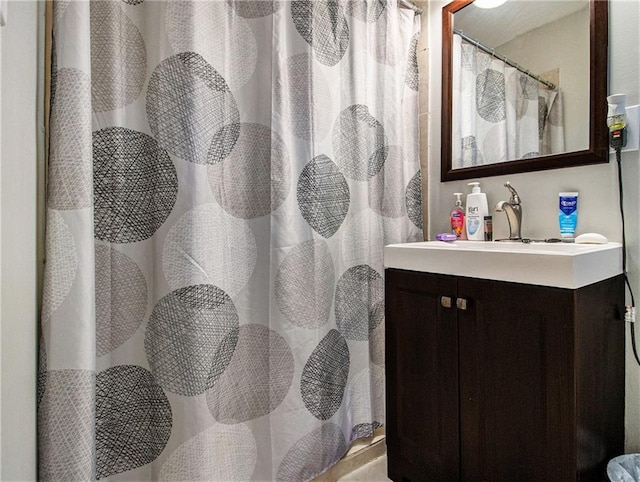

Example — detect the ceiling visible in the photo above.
[454,0,588,49]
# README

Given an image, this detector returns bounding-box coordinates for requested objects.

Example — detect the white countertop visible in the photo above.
[384,240,623,289]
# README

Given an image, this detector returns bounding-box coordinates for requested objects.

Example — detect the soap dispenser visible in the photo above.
[465,182,489,241]
[451,193,466,239]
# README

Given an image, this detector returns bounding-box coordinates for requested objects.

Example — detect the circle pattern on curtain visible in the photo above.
[146,53,241,165]
[165,1,258,90]
[291,0,350,66]
[95,244,148,356]
[335,265,385,341]
[276,423,348,481]
[226,0,284,18]
[207,123,291,219]
[41,210,78,321]
[145,284,239,396]
[274,53,334,141]
[38,370,95,481]
[405,32,420,90]
[93,127,178,243]
[368,145,408,218]
[158,422,258,480]
[347,366,385,438]
[344,0,386,22]
[90,0,147,112]
[206,324,295,423]
[96,365,172,478]
[47,68,93,210]
[333,104,389,181]
[405,169,423,230]
[275,239,335,329]
[301,329,350,420]
[297,155,350,238]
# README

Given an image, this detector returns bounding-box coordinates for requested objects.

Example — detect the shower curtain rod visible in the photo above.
[398,0,423,15]
[454,29,556,90]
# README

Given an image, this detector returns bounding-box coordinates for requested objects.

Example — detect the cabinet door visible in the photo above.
[457,277,575,481]
[385,269,459,481]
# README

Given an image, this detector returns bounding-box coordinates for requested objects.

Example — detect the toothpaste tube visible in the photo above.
[558,192,579,238]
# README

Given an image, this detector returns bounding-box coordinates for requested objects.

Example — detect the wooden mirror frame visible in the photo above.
[441,0,609,182]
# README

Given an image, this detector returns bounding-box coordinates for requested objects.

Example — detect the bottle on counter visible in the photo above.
[484,215,493,241]
[451,192,466,239]
[466,182,489,241]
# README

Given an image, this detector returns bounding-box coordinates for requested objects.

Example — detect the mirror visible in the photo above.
[441,0,608,181]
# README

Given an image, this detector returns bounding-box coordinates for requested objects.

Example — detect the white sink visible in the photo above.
[384,240,623,289]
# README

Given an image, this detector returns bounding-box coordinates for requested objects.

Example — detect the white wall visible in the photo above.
[0,1,42,479]
[425,0,640,451]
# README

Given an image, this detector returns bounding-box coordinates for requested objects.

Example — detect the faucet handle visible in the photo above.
[504,182,520,204]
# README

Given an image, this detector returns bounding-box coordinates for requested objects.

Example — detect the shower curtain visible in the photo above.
[39,1,422,480]
[452,33,564,169]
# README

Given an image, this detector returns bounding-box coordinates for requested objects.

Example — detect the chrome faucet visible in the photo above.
[495,182,522,240]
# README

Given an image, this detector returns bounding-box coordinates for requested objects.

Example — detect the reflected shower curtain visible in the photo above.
[39,1,422,480]
[452,34,564,169]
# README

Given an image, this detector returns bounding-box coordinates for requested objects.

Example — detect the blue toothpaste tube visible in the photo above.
[558,192,579,238]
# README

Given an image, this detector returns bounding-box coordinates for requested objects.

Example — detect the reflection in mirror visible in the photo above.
[453,1,589,168]
[441,0,609,182]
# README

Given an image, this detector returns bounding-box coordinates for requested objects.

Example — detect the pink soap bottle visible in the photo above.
[451,193,467,239]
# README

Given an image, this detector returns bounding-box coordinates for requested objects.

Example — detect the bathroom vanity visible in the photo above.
[384,241,625,481]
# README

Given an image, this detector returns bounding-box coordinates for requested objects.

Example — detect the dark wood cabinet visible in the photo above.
[385,268,625,482]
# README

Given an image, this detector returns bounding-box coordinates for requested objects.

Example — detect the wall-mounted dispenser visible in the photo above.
[608,94,627,148]
[608,94,639,152]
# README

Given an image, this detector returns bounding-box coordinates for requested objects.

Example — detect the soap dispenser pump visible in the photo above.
[451,192,466,239]
[465,182,489,241]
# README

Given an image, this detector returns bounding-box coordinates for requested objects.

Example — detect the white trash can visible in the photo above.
[608,454,640,481]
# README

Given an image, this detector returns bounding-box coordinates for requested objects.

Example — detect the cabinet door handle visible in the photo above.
[456,298,468,310]
[440,296,452,308]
